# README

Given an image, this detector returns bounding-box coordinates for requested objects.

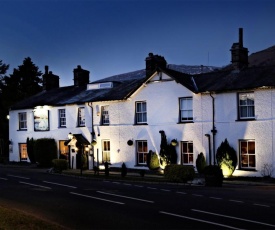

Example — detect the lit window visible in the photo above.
[102,140,110,163]
[180,97,193,122]
[240,140,255,169]
[181,141,193,164]
[238,92,255,119]
[19,143,28,161]
[136,101,147,124]
[78,107,85,126]
[101,106,109,125]
[59,109,66,127]
[136,140,148,165]
[19,112,27,130]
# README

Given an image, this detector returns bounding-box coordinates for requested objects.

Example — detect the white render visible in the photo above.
[9,71,275,177]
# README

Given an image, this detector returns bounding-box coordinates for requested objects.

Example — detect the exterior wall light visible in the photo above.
[91,139,97,146]
[171,139,178,146]
[68,132,73,140]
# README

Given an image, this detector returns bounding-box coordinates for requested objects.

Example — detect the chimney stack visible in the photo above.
[230,28,249,70]
[73,65,90,86]
[145,53,167,76]
[43,66,59,90]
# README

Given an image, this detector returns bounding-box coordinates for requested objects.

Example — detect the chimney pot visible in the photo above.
[45,65,49,75]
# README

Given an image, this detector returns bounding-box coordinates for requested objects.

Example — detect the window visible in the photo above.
[19,143,28,161]
[78,107,85,126]
[240,140,255,169]
[136,101,147,124]
[19,112,27,130]
[181,141,193,164]
[136,140,148,165]
[102,140,110,163]
[101,106,109,125]
[238,92,255,119]
[59,109,66,127]
[179,97,193,122]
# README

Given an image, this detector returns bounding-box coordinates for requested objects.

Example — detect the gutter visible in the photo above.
[210,92,217,165]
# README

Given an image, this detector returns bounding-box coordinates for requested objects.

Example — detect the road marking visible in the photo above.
[160,211,243,230]
[210,197,222,200]
[19,181,51,190]
[147,187,157,190]
[176,192,187,195]
[70,192,124,205]
[192,194,203,197]
[134,185,143,188]
[7,174,30,180]
[97,191,154,203]
[123,183,132,186]
[0,177,8,180]
[229,199,243,203]
[112,182,120,184]
[253,203,270,208]
[160,189,171,192]
[43,181,77,189]
[192,209,275,227]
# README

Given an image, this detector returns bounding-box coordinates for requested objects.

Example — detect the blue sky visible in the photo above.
[1,0,275,86]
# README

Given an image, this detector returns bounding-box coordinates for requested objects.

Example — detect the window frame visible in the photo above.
[136,140,148,165]
[238,92,255,120]
[58,109,66,128]
[101,105,110,125]
[181,141,194,165]
[179,97,193,122]
[135,101,147,124]
[239,139,256,170]
[102,140,110,163]
[78,107,85,127]
[18,112,27,130]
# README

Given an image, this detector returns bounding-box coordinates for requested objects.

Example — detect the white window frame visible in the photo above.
[78,107,85,127]
[101,106,109,125]
[238,92,255,119]
[181,141,193,164]
[136,140,148,165]
[102,140,110,163]
[180,97,193,122]
[59,109,66,127]
[136,101,147,124]
[240,139,256,169]
[19,112,27,130]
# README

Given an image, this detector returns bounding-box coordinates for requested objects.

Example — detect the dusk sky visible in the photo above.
[1,0,275,86]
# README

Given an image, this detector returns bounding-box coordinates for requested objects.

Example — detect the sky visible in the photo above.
[1,0,275,87]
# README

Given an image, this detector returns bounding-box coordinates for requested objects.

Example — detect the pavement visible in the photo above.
[1,163,275,187]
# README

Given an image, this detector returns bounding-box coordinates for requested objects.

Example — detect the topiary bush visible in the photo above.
[121,162,127,177]
[164,164,195,183]
[147,150,160,170]
[34,138,57,167]
[26,137,36,163]
[52,159,68,172]
[216,139,237,178]
[204,165,223,187]
[196,152,206,174]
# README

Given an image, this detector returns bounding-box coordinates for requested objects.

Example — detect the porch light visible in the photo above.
[68,132,73,140]
[91,139,97,146]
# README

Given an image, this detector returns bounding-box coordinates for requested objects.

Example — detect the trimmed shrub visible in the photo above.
[196,152,207,174]
[147,150,160,170]
[204,165,223,187]
[26,137,36,163]
[121,162,127,177]
[34,138,57,167]
[52,159,68,172]
[164,164,195,183]
[216,139,237,178]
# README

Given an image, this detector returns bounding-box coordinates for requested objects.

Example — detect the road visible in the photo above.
[1,165,275,229]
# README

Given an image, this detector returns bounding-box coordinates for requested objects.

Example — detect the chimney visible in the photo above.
[145,53,167,76]
[73,65,90,86]
[43,66,59,90]
[230,28,249,70]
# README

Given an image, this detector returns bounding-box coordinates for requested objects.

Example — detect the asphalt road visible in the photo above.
[1,165,275,229]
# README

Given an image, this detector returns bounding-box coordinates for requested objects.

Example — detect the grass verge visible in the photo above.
[0,205,67,230]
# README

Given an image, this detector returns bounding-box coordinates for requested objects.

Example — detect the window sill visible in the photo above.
[177,121,194,124]
[134,123,148,126]
[236,168,257,172]
[134,165,147,167]
[235,118,255,122]
[17,129,27,131]
[58,126,67,128]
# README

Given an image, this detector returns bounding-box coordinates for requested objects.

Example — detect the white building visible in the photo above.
[9,29,275,177]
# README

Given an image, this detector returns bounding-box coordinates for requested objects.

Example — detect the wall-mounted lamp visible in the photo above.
[91,139,97,146]
[68,132,73,140]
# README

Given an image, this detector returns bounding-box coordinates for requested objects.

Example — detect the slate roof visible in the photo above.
[10,64,275,111]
